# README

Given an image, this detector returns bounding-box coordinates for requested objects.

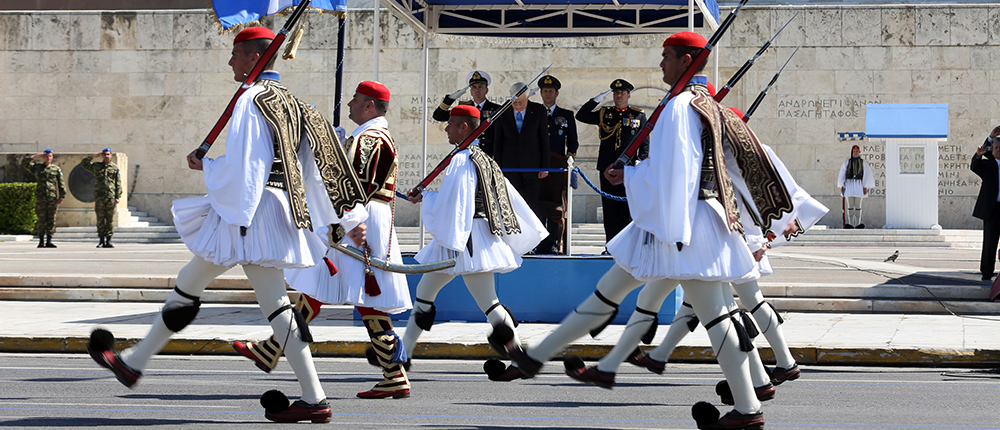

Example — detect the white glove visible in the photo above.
[527,87,539,98]
[447,86,469,100]
[592,89,612,103]
[334,126,347,145]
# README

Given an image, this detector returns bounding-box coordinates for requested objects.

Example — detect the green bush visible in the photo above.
[0,183,36,235]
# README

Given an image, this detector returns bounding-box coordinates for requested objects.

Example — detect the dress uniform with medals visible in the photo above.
[575,78,647,243]
[536,75,578,253]
[433,71,502,157]
[539,75,579,158]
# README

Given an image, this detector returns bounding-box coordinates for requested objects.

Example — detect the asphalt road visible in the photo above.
[1,354,1000,429]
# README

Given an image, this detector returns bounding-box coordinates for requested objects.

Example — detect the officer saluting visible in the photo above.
[21,149,66,248]
[432,70,501,157]
[576,78,647,246]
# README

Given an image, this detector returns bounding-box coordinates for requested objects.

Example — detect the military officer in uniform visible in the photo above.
[21,149,66,248]
[80,148,122,248]
[539,75,578,158]
[432,71,502,157]
[576,78,646,245]
[536,75,578,254]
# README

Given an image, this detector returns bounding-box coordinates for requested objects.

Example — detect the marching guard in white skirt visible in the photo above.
[405,104,548,381]
[87,27,372,423]
[628,112,828,390]
[233,81,415,399]
[499,32,801,430]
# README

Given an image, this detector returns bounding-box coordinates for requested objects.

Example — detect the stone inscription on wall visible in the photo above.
[778,97,880,119]
[855,143,979,197]
[937,144,978,197]
[396,150,453,192]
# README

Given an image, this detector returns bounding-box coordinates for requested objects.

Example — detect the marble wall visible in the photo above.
[0,4,997,229]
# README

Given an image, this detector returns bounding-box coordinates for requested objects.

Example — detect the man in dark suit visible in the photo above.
[494,82,550,222]
[433,70,502,157]
[972,125,1000,280]
[535,75,577,254]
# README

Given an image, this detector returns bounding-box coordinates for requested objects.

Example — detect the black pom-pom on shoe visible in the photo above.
[691,401,721,427]
[87,329,115,363]
[487,324,515,358]
[260,390,290,413]
[563,355,585,371]
[484,358,506,379]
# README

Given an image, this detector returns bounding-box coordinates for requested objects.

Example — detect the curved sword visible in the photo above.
[331,242,456,274]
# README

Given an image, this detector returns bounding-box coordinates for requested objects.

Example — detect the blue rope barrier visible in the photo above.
[499,168,568,173]
[572,167,627,202]
[395,167,626,202]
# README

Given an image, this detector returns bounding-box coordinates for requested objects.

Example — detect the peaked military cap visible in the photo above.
[610,78,634,92]
[467,70,491,86]
[538,75,561,90]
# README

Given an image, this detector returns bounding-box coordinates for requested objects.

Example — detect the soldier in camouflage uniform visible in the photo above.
[80,148,122,248]
[21,149,66,248]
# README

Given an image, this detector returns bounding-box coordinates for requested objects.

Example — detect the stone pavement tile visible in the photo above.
[890,315,966,349]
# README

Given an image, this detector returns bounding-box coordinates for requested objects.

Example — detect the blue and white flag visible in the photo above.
[211,0,347,31]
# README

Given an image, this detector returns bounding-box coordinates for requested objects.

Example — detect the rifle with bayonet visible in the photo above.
[714,12,798,103]
[193,0,312,160]
[742,46,800,123]
[611,0,750,171]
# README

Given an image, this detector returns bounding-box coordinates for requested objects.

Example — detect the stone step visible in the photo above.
[1,275,990,313]
[57,226,180,233]
[39,223,986,248]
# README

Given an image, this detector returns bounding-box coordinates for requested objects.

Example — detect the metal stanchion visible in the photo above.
[565,157,574,256]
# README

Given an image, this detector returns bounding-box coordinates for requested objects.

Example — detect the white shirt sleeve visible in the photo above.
[420,151,475,251]
[862,159,876,189]
[837,159,848,189]
[201,87,272,227]
[625,92,701,246]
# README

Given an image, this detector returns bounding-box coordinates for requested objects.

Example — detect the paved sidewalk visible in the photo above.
[1,239,999,367]
[2,301,999,367]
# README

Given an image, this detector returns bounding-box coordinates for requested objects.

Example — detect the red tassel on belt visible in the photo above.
[364,268,381,296]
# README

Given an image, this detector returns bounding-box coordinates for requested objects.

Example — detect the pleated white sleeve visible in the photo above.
[201,86,271,228]
[861,159,876,189]
[420,150,475,252]
[624,92,702,246]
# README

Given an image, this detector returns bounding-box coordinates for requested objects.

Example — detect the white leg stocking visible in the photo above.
[464,272,522,348]
[527,264,644,363]
[403,272,453,357]
[120,257,228,370]
[725,290,769,388]
[244,264,325,404]
[682,280,760,415]
[733,280,795,369]
[647,297,697,362]
[597,279,677,373]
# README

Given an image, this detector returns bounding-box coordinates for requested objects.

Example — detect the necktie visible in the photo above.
[516,111,523,133]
